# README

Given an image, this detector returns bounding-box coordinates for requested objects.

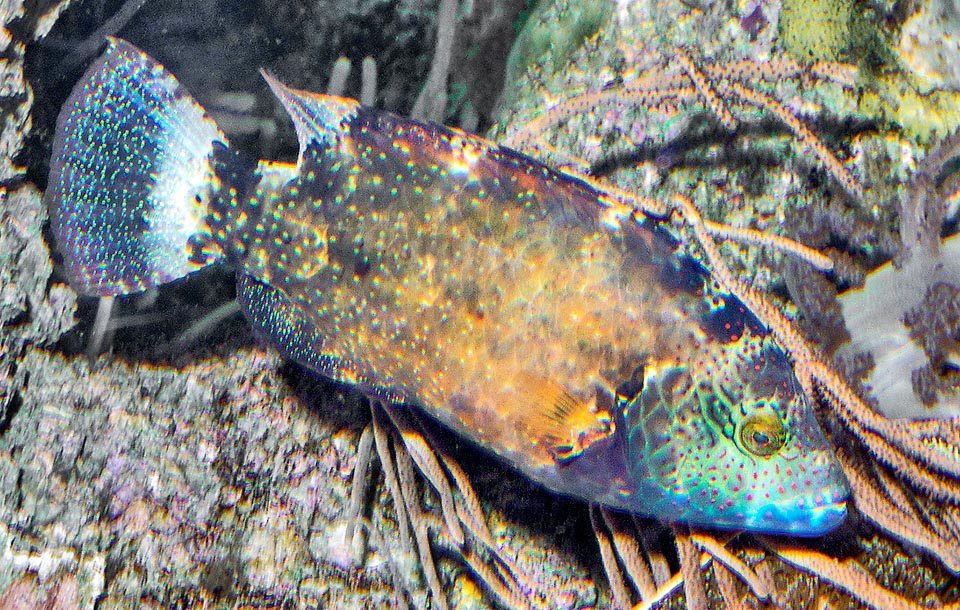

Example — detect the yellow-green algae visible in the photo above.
[778,0,854,62]
[777,0,960,142]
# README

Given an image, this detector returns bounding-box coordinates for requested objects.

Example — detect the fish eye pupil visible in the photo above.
[739,414,785,457]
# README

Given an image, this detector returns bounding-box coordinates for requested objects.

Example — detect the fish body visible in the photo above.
[46,39,848,534]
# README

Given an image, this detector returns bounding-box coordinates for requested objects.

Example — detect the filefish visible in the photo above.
[46,38,848,534]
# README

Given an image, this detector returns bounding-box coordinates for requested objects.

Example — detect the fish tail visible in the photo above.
[45,37,227,296]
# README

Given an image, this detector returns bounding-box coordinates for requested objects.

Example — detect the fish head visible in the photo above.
[626,332,849,535]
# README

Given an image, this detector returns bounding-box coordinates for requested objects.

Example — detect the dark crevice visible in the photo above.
[0,389,23,438]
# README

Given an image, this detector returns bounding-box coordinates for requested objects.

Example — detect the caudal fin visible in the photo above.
[46,37,226,296]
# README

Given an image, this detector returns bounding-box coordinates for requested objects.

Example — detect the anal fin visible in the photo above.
[236,274,402,403]
[238,273,349,379]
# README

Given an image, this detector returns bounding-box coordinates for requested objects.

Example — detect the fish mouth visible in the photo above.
[790,499,848,536]
[748,495,848,536]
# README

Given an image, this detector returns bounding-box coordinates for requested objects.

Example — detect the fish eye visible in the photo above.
[738,413,786,457]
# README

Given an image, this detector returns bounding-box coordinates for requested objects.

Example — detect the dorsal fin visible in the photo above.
[260,71,360,167]
[46,38,227,296]
[513,373,615,464]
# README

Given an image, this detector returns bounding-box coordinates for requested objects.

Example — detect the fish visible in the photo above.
[45,38,848,535]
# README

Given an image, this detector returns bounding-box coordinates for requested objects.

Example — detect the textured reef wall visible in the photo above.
[3,0,960,608]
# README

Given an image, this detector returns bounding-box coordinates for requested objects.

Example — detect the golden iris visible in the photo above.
[739,413,786,457]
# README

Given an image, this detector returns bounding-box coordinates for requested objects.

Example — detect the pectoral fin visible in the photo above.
[513,373,615,465]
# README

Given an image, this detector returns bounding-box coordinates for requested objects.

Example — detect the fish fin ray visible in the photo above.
[513,374,615,465]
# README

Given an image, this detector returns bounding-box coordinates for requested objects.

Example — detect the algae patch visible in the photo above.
[778,0,854,62]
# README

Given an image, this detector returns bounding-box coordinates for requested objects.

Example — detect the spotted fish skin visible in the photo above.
[46,39,849,535]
